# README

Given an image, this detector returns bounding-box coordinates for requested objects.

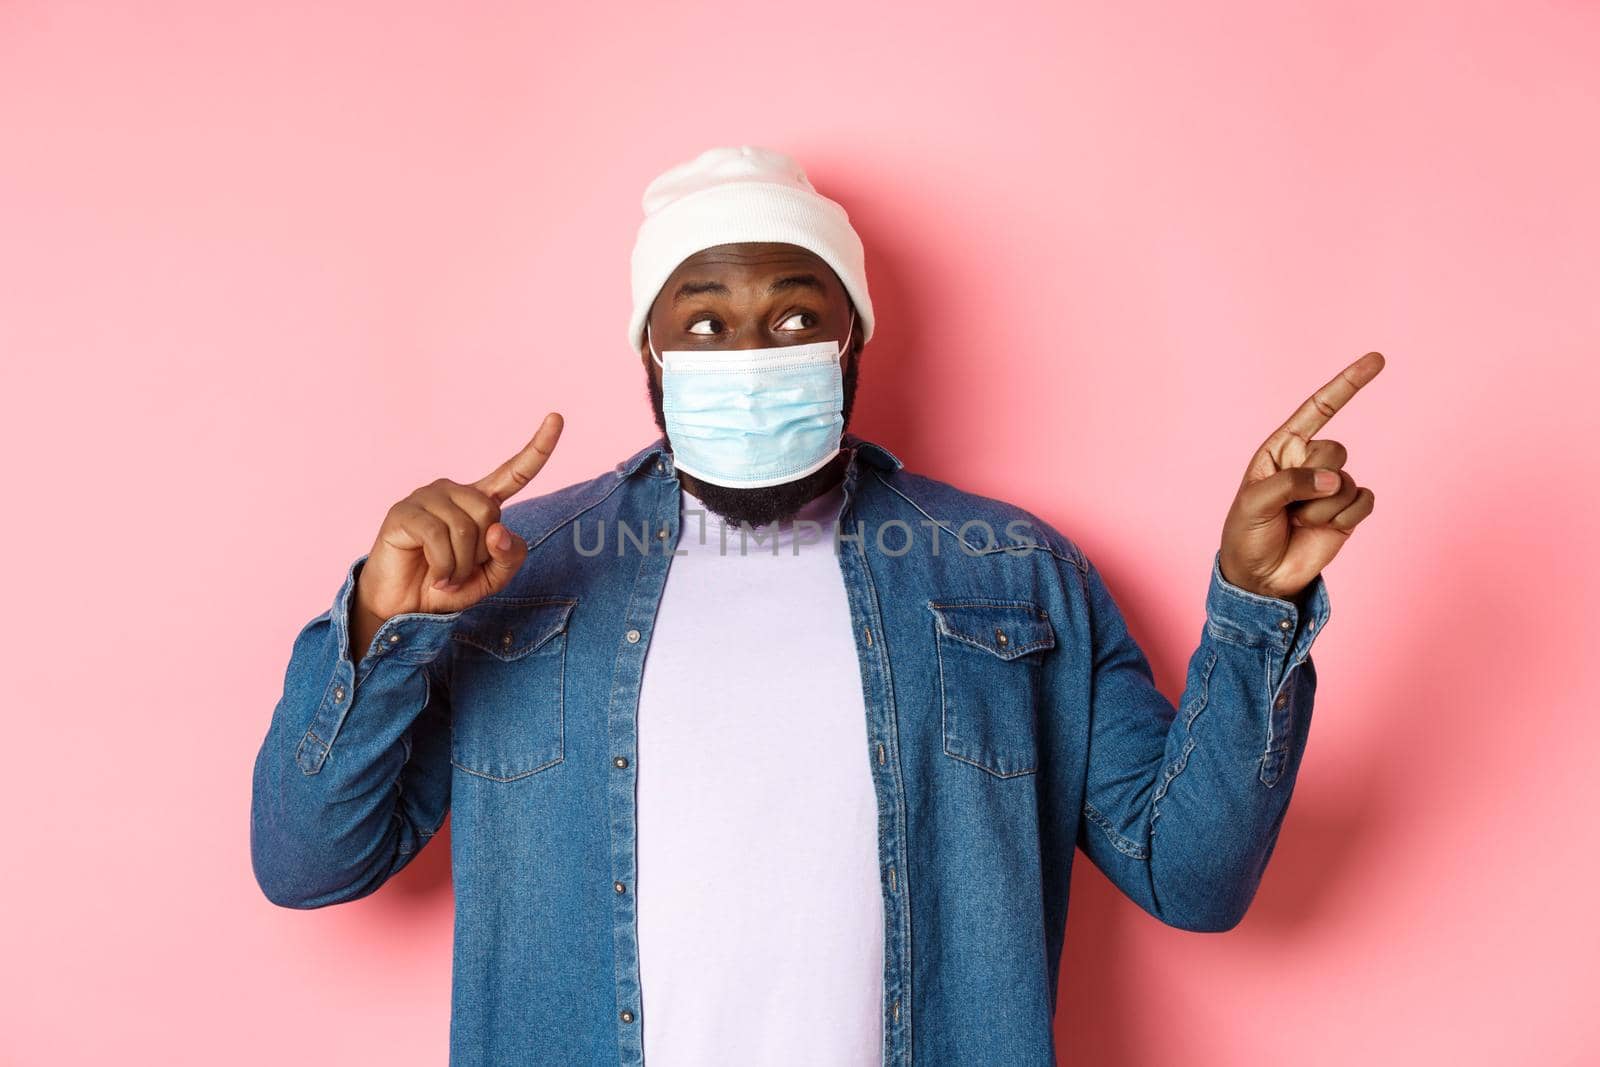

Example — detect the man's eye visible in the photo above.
[687,318,720,335]
[777,312,815,331]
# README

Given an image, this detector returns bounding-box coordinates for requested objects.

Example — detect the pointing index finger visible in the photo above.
[1272,351,1385,442]
[474,412,564,504]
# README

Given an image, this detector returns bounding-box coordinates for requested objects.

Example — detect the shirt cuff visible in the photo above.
[1204,548,1330,666]
[332,553,467,674]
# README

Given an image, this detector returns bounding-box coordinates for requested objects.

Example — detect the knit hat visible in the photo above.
[627,145,875,352]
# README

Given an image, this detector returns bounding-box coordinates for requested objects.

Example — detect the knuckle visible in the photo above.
[468,491,502,522]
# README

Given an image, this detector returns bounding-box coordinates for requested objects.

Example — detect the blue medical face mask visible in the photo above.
[647,312,855,490]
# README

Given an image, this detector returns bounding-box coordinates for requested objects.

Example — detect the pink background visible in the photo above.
[3,2,1597,1064]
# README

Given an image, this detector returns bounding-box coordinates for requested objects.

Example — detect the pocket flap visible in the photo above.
[928,599,1055,660]
[451,595,577,659]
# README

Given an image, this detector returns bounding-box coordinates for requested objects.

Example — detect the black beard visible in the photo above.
[646,356,861,527]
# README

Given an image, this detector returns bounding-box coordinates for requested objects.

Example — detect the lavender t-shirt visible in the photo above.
[634,480,884,1065]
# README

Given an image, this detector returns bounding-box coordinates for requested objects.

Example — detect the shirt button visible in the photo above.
[626,629,641,644]
[500,631,513,648]
[657,526,669,540]
[387,633,400,644]
[333,686,346,702]
[614,881,627,894]
[620,1010,635,1024]
[614,756,629,769]
[1275,693,1288,709]
[655,460,665,474]
[995,629,1009,647]
[1278,618,1293,631]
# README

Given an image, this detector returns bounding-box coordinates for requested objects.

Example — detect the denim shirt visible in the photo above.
[250,432,1331,1066]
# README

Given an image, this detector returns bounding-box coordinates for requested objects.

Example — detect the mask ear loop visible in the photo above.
[647,321,664,369]
[837,311,855,361]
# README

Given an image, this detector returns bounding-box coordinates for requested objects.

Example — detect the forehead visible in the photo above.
[662,242,839,289]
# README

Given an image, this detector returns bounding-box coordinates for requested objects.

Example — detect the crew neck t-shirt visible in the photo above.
[634,480,884,1065]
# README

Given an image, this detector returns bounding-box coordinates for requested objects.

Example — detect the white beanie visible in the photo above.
[627,145,874,352]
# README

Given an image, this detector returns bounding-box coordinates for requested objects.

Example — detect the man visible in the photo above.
[251,145,1380,1066]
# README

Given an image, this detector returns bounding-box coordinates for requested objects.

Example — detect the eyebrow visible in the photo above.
[765,273,827,297]
[669,273,828,305]
[670,279,731,304]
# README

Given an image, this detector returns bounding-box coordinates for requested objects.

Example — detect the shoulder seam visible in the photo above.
[513,474,633,554]
[870,469,1087,571]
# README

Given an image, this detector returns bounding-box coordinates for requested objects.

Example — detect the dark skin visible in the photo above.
[1218,351,1382,602]
[350,243,1381,654]
[639,242,866,527]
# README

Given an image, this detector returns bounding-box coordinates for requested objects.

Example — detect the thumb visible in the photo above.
[481,521,529,592]
[1243,467,1344,519]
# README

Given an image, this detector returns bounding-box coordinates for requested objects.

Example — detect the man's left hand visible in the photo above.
[1218,351,1385,601]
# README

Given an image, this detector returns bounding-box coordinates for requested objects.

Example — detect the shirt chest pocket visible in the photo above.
[447,595,577,782]
[928,599,1056,779]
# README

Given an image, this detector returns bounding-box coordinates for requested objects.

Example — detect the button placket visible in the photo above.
[834,484,910,1065]
[605,472,678,1065]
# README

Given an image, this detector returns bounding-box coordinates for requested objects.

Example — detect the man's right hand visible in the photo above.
[350,413,564,654]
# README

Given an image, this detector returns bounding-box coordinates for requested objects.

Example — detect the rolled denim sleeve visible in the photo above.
[1074,548,1331,932]
[250,553,463,909]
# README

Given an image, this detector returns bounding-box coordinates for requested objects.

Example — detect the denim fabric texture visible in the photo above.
[250,432,1331,1066]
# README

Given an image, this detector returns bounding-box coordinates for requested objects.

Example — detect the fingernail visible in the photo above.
[1315,470,1340,493]
[493,527,509,550]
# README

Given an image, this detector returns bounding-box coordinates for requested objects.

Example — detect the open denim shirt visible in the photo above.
[251,432,1330,1066]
